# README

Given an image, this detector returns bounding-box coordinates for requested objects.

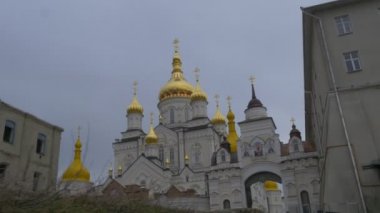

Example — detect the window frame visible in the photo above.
[343,51,362,73]
[335,15,352,36]
[3,120,16,144]
[300,190,311,213]
[36,133,47,156]
[0,163,9,180]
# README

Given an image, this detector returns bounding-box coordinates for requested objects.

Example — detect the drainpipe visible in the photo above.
[301,8,367,213]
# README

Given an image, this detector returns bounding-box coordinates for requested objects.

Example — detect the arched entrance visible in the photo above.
[244,172,282,208]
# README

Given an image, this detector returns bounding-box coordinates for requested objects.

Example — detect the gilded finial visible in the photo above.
[146,112,158,144]
[173,38,180,53]
[249,75,256,85]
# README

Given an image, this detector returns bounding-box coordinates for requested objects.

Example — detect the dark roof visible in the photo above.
[246,84,264,109]
[302,0,372,13]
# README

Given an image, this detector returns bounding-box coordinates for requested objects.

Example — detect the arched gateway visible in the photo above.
[244,172,282,208]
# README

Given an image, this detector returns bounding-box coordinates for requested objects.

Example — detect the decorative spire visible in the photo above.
[226,96,238,153]
[247,75,263,109]
[290,117,301,139]
[62,126,91,182]
[127,81,144,114]
[146,112,158,144]
[191,67,208,102]
[159,39,194,101]
[211,94,226,125]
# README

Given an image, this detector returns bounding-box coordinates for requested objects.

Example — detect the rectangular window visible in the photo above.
[0,163,8,180]
[32,172,41,191]
[3,120,15,144]
[335,15,352,35]
[343,51,361,73]
[36,133,46,155]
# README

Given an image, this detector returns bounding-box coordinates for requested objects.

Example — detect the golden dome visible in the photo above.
[191,68,208,102]
[62,135,90,182]
[159,39,194,101]
[211,95,226,125]
[226,97,238,153]
[264,180,279,191]
[146,112,158,144]
[127,81,143,114]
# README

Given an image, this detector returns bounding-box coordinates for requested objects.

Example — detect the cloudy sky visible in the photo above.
[0,0,331,183]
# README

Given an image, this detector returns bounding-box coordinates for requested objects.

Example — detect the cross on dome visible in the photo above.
[290,117,296,125]
[249,75,256,85]
[173,38,180,53]
[194,67,200,82]
[214,94,220,107]
[227,96,232,109]
[133,81,138,96]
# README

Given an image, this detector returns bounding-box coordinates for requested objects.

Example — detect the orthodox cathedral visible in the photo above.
[108,40,320,212]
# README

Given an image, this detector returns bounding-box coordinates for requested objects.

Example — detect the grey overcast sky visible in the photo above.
[0,0,331,183]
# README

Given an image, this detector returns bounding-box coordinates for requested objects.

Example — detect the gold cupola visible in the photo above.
[159,39,194,101]
[211,94,226,125]
[226,96,238,153]
[62,128,91,182]
[145,112,158,144]
[191,67,208,102]
[127,81,144,114]
[264,180,279,191]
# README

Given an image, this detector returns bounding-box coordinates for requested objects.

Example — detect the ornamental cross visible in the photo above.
[150,112,154,125]
[249,75,256,85]
[173,38,180,53]
[227,96,232,109]
[133,81,138,96]
[290,117,296,125]
[77,126,81,138]
[194,67,200,82]
[214,94,220,107]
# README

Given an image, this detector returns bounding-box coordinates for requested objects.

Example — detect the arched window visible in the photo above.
[293,141,299,152]
[3,120,16,144]
[223,199,231,209]
[0,163,9,179]
[140,180,146,188]
[192,143,201,164]
[159,146,164,162]
[170,147,175,164]
[221,150,226,162]
[170,109,175,124]
[300,191,311,213]
[254,142,263,156]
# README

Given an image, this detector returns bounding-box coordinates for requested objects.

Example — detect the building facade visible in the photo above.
[0,100,63,192]
[302,0,380,212]
[110,40,320,212]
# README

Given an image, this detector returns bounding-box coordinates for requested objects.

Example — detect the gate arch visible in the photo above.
[244,171,282,208]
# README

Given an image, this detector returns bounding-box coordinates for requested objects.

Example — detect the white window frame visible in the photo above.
[335,15,352,35]
[3,120,16,144]
[343,51,361,73]
[36,133,47,155]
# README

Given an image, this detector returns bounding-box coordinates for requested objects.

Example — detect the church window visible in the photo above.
[32,172,41,191]
[140,180,146,188]
[343,51,361,73]
[3,120,15,144]
[254,142,263,156]
[300,191,311,213]
[0,163,8,180]
[170,109,175,124]
[221,150,226,162]
[223,199,231,209]
[293,141,299,152]
[335,15,352,35]
[36,133,46,155]
[159,146,164,161]
[170,147,175,164]
[186,175,189,182]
